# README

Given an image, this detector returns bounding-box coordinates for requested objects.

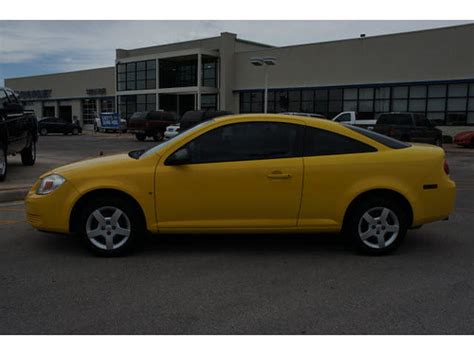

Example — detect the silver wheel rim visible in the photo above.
[358,207,400,249]
[0,148,5,175]
[86,206,131,251]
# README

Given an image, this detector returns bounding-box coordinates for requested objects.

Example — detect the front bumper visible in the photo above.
[25,180,81,234]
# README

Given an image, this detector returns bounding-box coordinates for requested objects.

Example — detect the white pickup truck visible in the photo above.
[333,111,376,129]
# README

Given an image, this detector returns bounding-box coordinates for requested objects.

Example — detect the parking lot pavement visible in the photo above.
[0,133,157,195]
[0,148,473,334]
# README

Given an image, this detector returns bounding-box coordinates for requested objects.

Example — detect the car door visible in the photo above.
[298,126,378,228]
[155,121,304,229]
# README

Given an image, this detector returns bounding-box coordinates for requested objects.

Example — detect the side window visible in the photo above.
[183,122,302,164]
[0,90,8,108]
[5,89,19,104]
[415,115,431,127]
[304,126,377,156]
[335,113,351,122]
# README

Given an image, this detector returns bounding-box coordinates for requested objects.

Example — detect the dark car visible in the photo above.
[180,110,232,131]
[373,112,443,146]
[0,87,38,181]
[38,117,82,136]
[127,111,177,141]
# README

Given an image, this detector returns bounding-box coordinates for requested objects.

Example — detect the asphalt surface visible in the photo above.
[1,135,474,334]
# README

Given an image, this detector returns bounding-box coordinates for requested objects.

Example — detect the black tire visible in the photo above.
[21,140,36,166]
[78,195,144,256]
[344,195,408,255]
[136,133,146,141]
[0,143,7,182]
[153,131,164,142]
[39,128,48,136]
[72,128,79,135]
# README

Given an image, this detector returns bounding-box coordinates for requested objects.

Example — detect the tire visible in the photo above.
[153,131,164,142]
[40,128,48,136]
[0,143,7,182]
[136,133,146,141]
[21,140,36,166]
[78,196,144,256]
[344,196,408,255]
[72,128,79,135]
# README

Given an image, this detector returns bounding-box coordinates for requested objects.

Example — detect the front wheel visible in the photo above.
[78,196,144,256]
[0,143,7,182]
[39,128,48,136]
[21,140,36,166]
[344,197,407,255]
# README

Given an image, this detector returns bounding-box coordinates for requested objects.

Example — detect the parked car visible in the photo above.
[180,110,232,131]
[25,114,455,257]
[127,111,177,141]
[38,117,82,136]
[94,114,127,133]
[333,111,377,128]
[281,112,327,119]
[373,112,443,146]
[453,130,474,147]
[164,123,180,139]
[0,87,38,181]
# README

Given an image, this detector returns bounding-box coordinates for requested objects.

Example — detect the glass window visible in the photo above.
[334,113,351,122]
[136,81,146,90]
[0,90,9,107]
[428,85,446,98]
[344,88,358,100]
[126,63,136,72]
[117,60,156,91]
[468,112,474,124]
[315,90,328,101]
[392,99,408,111]
[182,122,301,164]
[468,97,474,111]
[374,100,390,113]
[301,101,314,113]
[82,99,97,125]
[345,125,410,149]
[427,98,446,111]
[302,90,314,101]
[358,100,373,112]
[201,94,217,111]
[275,91,289,112]
[447,98,467,111]
[426,112,445,124]
[136,61,146,71]
[329,89,343,101]
[147,60,156,70]
[304,126,376,156]
[359,88,374,100]
[288,90,301,101]
[409,99,426,112]
[328,101,343,114]
[343,101,357,111]
[448,84,468,97]
[375,87,390,99]
[117,64,126,73]
[392,86,408,99]
[410,86,427,98]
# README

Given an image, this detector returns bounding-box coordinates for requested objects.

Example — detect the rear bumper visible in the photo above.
[412,179,456,226]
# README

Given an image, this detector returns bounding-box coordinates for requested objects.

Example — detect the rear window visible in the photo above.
[344,125,410,149]
[377,114,413,125]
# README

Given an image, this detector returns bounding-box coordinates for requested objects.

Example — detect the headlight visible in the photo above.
[36,174,66,195]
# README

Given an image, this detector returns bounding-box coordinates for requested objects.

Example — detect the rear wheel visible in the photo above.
[78,196,144,256]
[39,128,48,136]
[21,140,36,166]
[344,196,408,255]
[0,143,7,182]
[136,133,146,141]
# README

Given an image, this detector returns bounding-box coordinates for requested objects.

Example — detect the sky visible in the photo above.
[1,20,472,85]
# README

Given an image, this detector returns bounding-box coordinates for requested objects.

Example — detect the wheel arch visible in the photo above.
[69,188,147,234]
[342,188,414,230]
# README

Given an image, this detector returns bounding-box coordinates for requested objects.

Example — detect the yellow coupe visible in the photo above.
[25,114,456,256]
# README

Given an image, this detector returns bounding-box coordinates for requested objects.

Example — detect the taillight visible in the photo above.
[444,160,450,175]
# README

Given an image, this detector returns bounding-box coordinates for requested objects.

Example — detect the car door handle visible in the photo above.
[267,171,292,179]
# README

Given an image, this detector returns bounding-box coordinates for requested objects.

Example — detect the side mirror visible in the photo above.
[165,147,191,166]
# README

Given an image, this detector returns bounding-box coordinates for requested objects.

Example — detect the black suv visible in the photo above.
[373,112,443,146]
[0,87,38,181]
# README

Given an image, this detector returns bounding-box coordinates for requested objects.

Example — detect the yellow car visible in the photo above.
[25,114,456,256]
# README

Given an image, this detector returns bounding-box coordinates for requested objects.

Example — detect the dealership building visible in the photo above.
[5,23,474,134]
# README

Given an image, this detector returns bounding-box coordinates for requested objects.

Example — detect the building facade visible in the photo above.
[5,23,474,134]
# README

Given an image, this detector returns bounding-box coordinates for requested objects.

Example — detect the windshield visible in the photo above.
[140,119,215,159]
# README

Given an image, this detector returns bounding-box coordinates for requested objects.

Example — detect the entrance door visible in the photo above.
[177,94,195,117]
[59,105,72,122]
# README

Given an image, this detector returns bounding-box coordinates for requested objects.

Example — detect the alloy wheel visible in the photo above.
[357,207,400,249]
[85,206,131,250]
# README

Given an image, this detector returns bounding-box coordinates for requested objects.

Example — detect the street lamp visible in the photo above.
[250,57,276,113]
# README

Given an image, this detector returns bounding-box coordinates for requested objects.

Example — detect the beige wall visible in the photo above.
[234,24,474,90]
[5,67,115,99]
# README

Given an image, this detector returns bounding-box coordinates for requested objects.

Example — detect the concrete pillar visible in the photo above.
[218,32,237,112]
[156,58,160,110]
[197,53,202,110]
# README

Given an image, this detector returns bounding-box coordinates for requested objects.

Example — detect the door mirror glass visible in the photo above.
[166,147,190,165]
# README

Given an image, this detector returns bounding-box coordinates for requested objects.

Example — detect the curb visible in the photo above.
[0,188,29,204]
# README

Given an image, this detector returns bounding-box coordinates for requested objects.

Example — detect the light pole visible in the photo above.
[250,57,276,113]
